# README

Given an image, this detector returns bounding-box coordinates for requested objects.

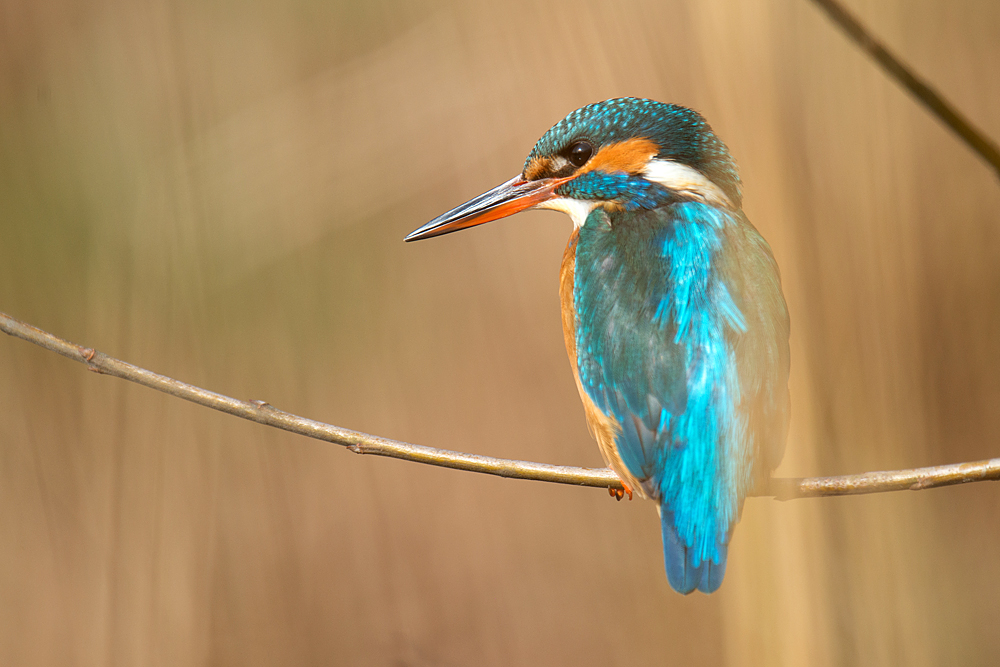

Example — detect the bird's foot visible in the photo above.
[608,483,633,501]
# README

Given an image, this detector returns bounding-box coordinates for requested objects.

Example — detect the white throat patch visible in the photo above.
[642,159,734,209]
[536,197,599,229]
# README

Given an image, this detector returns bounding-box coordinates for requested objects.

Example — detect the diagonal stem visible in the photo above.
[2,309,999,499]
[810,0,1000,179]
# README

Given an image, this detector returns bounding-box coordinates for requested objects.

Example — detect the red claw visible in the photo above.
[608,483,634,501]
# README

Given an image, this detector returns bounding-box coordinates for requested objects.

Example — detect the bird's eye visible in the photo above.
[567,141,594,168]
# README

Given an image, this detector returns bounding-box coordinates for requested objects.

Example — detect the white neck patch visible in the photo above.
[642,159,734,209]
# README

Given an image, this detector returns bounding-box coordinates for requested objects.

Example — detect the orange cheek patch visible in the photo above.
[580,137,658,176]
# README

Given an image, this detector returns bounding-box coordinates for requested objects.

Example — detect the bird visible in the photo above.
[405,98,789,594]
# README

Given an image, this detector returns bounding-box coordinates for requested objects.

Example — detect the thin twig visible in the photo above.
[810,0,1000,179]
[2,310,999,499]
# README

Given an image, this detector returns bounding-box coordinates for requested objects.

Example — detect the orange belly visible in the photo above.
[559,229,650,498]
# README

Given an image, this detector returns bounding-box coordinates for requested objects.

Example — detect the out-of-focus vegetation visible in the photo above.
[1,0,999,664]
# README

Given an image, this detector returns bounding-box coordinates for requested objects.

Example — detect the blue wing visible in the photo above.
[573,202,789,594]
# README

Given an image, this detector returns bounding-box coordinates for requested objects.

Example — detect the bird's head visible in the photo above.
[405,97,741,241]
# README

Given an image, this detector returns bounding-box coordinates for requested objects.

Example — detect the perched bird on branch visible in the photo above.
[406,98,790,594]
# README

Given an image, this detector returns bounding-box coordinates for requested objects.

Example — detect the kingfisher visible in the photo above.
[405,98,789,594]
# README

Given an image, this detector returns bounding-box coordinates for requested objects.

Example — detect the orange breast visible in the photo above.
[559,229,648,497]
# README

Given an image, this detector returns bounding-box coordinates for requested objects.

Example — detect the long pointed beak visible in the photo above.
[405,175,569,242]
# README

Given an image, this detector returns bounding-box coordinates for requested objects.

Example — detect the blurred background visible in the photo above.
[2,0,999,664]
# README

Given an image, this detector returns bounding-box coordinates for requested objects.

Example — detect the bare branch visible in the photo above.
[767,459,1000,500]
[810,0,1000,180]
[2,310,998,498]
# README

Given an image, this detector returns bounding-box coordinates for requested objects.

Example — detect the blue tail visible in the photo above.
[660,507,728,594]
